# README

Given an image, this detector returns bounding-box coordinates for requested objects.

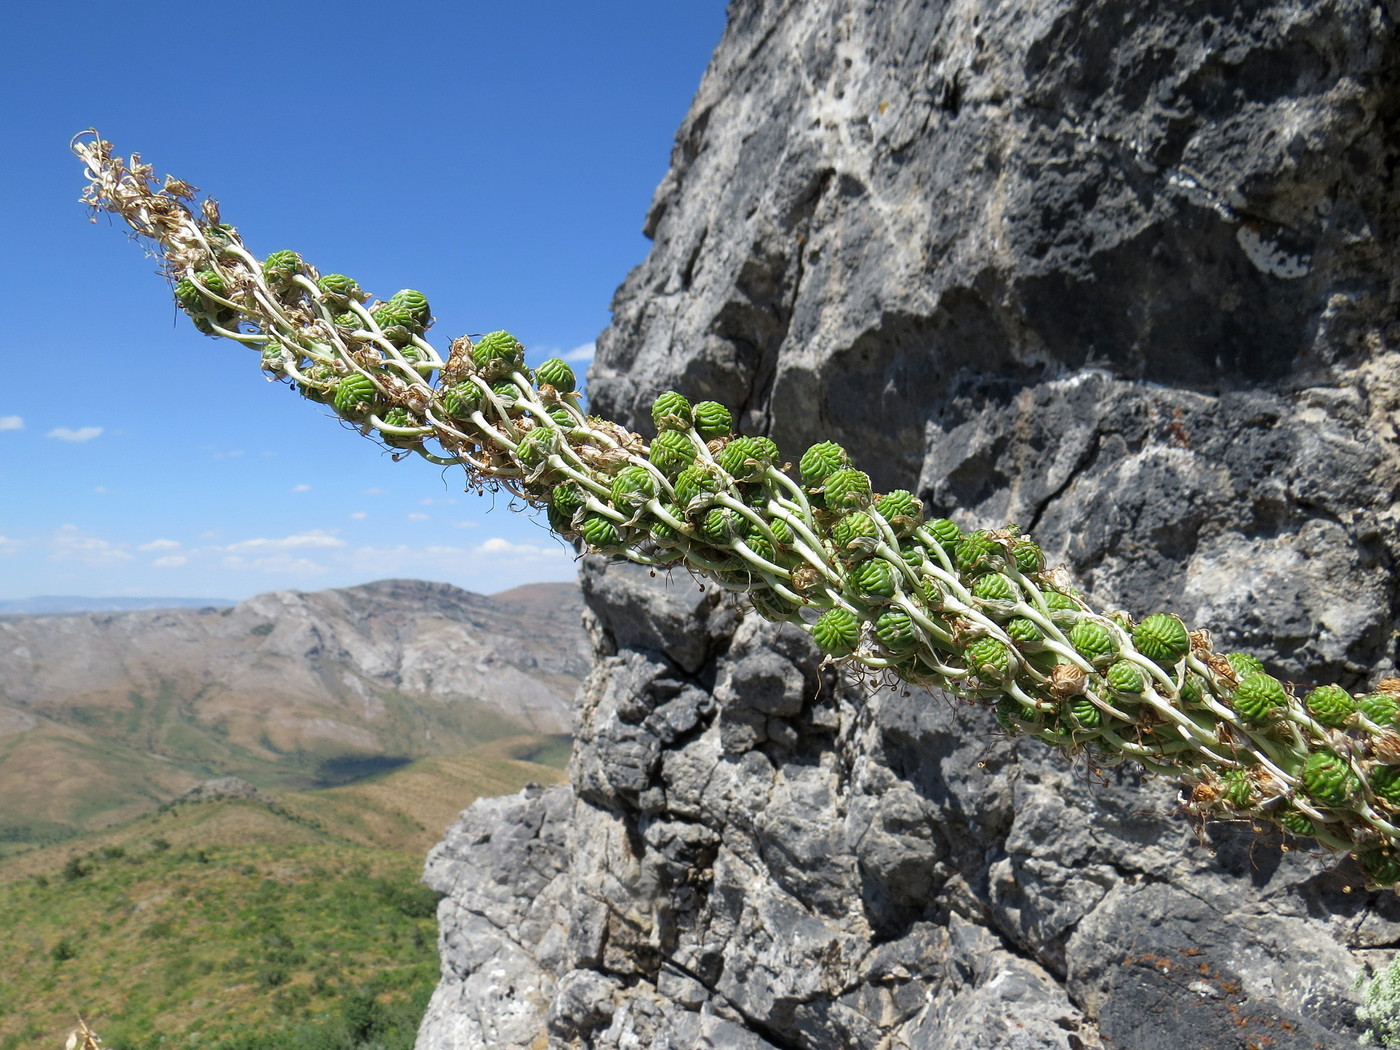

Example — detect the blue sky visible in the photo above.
[0,2,727,600]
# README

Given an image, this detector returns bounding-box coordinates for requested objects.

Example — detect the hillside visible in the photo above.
[0,732,562,1050]
[0,579,587,844]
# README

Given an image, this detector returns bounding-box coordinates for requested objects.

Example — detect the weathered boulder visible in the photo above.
[419,1,1400,1047]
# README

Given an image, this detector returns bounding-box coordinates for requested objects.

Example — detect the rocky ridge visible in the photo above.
[0,579,587,829]
[419,2,1400,1048]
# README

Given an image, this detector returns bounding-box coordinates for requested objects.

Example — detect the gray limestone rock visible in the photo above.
[418,1,1400,1047]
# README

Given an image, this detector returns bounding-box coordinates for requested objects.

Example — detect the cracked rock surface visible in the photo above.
[418,1,1400,1047]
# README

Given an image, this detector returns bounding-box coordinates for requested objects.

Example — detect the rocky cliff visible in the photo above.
[419,2,1400,1047]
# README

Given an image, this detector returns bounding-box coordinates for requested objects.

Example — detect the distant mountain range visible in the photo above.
[0,595,235,615]
[0,578,588,838]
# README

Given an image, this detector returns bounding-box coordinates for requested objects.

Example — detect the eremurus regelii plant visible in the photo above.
[74,132,1400,889]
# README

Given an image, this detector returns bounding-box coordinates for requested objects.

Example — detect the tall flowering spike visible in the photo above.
[76,133,1400,890]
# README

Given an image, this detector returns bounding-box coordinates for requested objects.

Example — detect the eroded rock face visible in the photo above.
[420,1,1400,1047]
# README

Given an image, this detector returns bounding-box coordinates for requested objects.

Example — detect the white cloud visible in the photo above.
[139,539,181,551]
[223,554,331,575]
[563,342,596,363]
[344,538,569,578]
[47,426,103,443]
[49,525,133,565]
[0,416,22,431]
[224,531,345,554]
[407,513,430,521]
[93,486,108,494]
[419,497,459,506]
[362,487,386,496]
[291,483,312,493]
[472,537,571,562]
[349,511,368,520]
[153,555,188,568]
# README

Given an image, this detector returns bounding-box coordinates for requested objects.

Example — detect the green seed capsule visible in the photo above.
[551,483,586,519]
[1067,697,1103,729]
[874,609,919,652]
[1070,620,1117,662]
[652,390,693,431]
[972,573,1018,604]
[920,575,947,610]
[1006,617,1044,645]
[1370,765,1400,805]
[750,587,800,621]
[768,517,792,546]
[1010,538,1045,575]
[831,512,879,555]
[377,406,423,449]
[823,468,873,512]
[1275,809,1314,837]
[1226,652,1266,678]
[1132,613,1191,667]
[799,441,850,487]
[196,269,227,300]
[955,530,1002,574]
[898,540,929,570]
[1302,749,1359,807]
[718,436,773,482]
[371,302,412,331]
[699,507,740,545]
[874,490,923,536]
[674,466,720,510]
[966,637,1014,682]
[853,558,897,601]
[927,518,962,550]
[533,357,576,394]
[812,607,861,657]
[580,514,624,551]
[1231,671,1287,723]
[1304,684,1356,729]
[1106,659,1145,694]
[692,401,733,440]
[332,373,380,421]
[548,406,575,427]
[1039,590,1079,625]
[1358,845,1400,887]
[262,250,303,287]
[471,331,526,378]
[1360,693,1399,726]
[650,508,684,546]
[610,465,656,508]
[516,428,555,468]
[490,379,520,407]
[745,533,776,563]
[1221,770,1254,809]
[1179,673,1206,707]
[317,273,362,300]
[174,275,202,312]
[648,430,696,476]
[259,341,289,375]
[388,289,431,328]
[439,382,483,419]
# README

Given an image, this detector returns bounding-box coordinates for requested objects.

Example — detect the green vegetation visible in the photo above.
[0,738,568,1046]
[1361,959,1400,1047]
[0,804,436,1049]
